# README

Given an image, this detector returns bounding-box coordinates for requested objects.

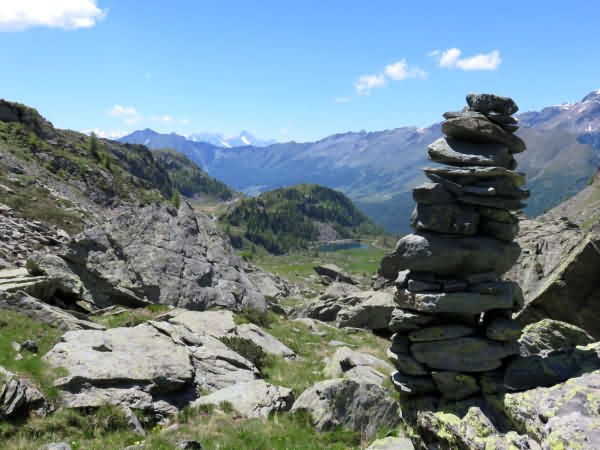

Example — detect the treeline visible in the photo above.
[222,184,382,254]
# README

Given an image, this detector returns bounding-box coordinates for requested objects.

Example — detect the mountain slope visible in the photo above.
[152,149,234,201]
[189,130,277,148]
[120,90,600,233]
[221,184,381,254]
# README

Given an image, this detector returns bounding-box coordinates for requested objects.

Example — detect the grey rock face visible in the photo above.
[324,347,393,378]
[232,323,296,358]
[396,290,513,314]
[29,202,266,312]
[291,379,401,440]
[391,371,437,395]
[366,436,415,450]
[43,322,260,413]
[431,371,480,400]
[428,137,513,168]
[408,324,475,342]
[335,290,395,330]
[388,309,435,333]
[191,380,294,418]
[387,348,429,376]
[314,264,357,285]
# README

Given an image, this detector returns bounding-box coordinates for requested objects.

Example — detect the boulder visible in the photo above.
[0,291,105,331]
[509,219,600,338]
[232,323,296,358]
[518,319,595,356]
[336,290,395,330]
[323,347,393,378]
[416,406,540,450]
[43,322,260,414]
[409,324,475,342]
[379,232,520,279]
[314,264,357,285]
[427,137,513,168]
[503,342,600,391]
[29,202,266,312]
[291,379,401,440]
[167,309,236,338]
[319,281,361,300]
[191,380,294,418]
[0,366,49,419]
[343,366,387,386]
[366,436,415,450]
[502,370,600,450]
[388,308,435,333]
[411,337,519,372]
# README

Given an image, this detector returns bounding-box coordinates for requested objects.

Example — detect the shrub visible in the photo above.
[219,336,268,371]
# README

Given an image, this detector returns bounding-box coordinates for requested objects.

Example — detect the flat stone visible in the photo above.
[389,333,410,354]
[427,137,513,168]
[471,177,530,199]
[343,365,387,386]
[485,317,521,341]
[479,217,519,241]
[412,183,455,204]
[233,323,296,358]
[379,232,521,279]
[410,203,479,235]
[387,348,429,376]
[464,272,498,284]
[485,111,518,125]
[458,194,526,210]
[442,117,526,153]
[388,308,435,333]
[314,264,357,285]
[469,280,524,311]
[466,93,519,115]
[391,371,437,396]
[409,324,475,342]
[431,371,480,400]
[425,166,526,187]
[396,290,513,314]
[324,347,393,378]
[407,278,441,292]
[477,207,518,224]
[168,310,236,338]
[412,337,519,372]
[442,280,468,292]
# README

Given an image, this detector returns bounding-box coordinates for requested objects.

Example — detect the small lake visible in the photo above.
[317,241,370,252]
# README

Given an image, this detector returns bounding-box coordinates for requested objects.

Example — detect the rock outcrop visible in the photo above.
[380,93,528,400]
[290,379,401,441]
[29,202,266,312]
[0,365,50,419]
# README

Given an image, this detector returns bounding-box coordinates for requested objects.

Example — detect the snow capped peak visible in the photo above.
[241,135,251,145]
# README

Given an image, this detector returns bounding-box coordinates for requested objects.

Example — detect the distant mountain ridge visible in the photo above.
[188,130,277,148]
[120,90,600,233]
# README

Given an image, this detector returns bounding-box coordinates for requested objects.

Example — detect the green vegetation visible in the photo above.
[219,336,268,370]
[153,149,234,201]
[89,305,172,329]
[222,184,384,254]
[0,309,65,400]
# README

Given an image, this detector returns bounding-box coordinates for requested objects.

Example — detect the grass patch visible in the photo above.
[219,336,268,371]
[233,306,274,328]
[0,308,64,400]
[90,305,172,329]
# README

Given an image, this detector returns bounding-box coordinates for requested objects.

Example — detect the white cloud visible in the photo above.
[439,48,462,67]
[109,104,141,124]
[86,128,128,139]
[456,50,501,71]
[430,48,502,71]
[0,1,107,31]
[334,97,350,103]
[355,74,386,95]
[152,115,173,123]
[384,59,427,80]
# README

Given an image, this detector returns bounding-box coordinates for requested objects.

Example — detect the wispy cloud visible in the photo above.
[0,0,107,31]
[334,97,350,103]
[384,59,427,80]
[355,74,386,95]
[430,48,502,71]
[109,104,141,125]
[151,115,190,125]
[86,128,128,139]
[355,58,427,95]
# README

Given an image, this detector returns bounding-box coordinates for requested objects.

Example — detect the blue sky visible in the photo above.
[1,1,600,142]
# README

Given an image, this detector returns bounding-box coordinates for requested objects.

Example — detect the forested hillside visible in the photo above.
[221,184,382,254]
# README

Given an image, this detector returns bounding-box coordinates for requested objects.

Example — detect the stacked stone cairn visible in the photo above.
[379,93,527,400]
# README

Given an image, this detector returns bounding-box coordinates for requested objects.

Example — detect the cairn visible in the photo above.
[379,93,526,400]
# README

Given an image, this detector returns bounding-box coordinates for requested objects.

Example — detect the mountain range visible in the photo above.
[120,90,600,233]
[188,130,277,148]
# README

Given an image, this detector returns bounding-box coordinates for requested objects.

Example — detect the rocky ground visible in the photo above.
[1,98,600,449]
